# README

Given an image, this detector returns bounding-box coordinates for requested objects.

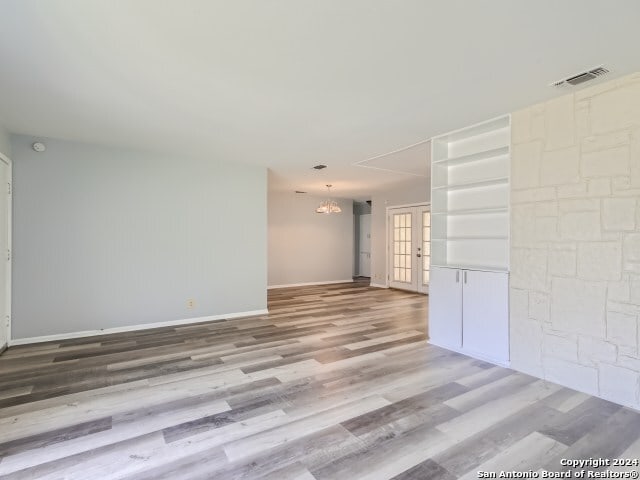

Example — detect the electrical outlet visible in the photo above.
[187,299,195,309]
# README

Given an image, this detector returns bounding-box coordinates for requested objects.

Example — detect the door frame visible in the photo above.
[357,213,371,277]
[385,202,430,291]
[0,152,11,351]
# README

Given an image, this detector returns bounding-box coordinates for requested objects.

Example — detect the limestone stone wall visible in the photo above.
[510,72,640,409]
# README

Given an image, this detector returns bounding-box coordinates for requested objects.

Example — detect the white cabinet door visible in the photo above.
[428,266,462,349]
[462,270,509,363]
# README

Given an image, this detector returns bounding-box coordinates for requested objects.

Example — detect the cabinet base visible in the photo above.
[428,339,510,368]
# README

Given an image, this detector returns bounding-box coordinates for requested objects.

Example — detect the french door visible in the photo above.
[388,205,430,293]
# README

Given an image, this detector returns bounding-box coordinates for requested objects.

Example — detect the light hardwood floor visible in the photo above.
[1,280,639,479]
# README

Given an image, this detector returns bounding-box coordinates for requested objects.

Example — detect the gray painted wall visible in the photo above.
[11,135,267,339]
[0,124,11,157]
[370,178,430,285]
[268,191,353,287]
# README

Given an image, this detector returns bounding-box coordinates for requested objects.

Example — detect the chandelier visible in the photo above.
[316,184,342,214]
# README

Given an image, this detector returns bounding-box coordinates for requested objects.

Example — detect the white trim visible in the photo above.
[386,202,429,211]
[267,279,354,290]
[369,283,389,289]
[8,309,269,346]
[0,152,10,348]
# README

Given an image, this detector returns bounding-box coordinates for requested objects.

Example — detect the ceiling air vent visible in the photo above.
[551,66,609,88]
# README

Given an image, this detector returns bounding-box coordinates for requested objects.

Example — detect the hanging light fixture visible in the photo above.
[316,184,342,214]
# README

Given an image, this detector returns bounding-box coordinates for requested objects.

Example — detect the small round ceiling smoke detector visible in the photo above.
[32,142,46,152]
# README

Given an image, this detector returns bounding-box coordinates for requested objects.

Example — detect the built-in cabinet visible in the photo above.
[428,116,510,365]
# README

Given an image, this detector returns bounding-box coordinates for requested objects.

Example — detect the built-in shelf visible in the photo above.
[433,235,508,241]
[432,177,508,192]
[432,145,509,166]
[431,207,508,216]
[431,114,511,271]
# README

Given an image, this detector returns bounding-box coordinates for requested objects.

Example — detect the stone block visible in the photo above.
[624,233,640,272]
[558,199,600,212]
[630,136,640,188]
[511,204,536,247]
[577,336,617,366]
[531,106,545,140]
[510,318,544,378]
[535,201,559,217]
[512,187,557,204]
[551,277,606,337]
[612,176,632,191]
[598,363,640,408]
[591,83,640,134]
[618,355,640,373]
[575,79,619,102]
[543,333,578,362]
[581,146,630,177]
[575,101,590,138]
[512,108,532,144]
[549,244,577,277]
[582,130,631,152]
[529,292,550,323]
[545,95,575,150]
[559,211,601,241]
[607,300,640,317]
[631,274,640,304]
[540,147,579,186]
[577,242,622,281]
[608,277,630,303]
[534,217,558,242]
[543,357,598,395]
[511,248,547,292]
[557,182,588,198]
[603,198,636,231]
[607,311,638,349]
[587,178,611,197]
[509,287,529,321]
[512,141,542,189]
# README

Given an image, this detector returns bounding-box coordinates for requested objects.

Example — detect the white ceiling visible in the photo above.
[1,1,639,200]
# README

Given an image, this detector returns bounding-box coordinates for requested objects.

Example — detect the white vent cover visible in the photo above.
[551,66,609,88]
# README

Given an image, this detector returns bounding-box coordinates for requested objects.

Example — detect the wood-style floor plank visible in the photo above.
[1,279,639,479]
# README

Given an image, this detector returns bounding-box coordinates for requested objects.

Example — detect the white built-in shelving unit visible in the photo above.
[430,115,510,272]
[429,115,511,366]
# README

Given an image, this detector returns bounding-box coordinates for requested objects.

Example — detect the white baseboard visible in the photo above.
[369,283,388,289]
[267,279,354,290]
[9,308,269,346]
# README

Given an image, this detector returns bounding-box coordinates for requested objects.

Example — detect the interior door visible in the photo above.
[417,207,430,294]
[0,155,10,352]
[389,207,417,290]
[358,214,371,277]
[388,205,430,293]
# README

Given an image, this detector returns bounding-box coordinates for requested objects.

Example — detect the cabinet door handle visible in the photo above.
[456,270,459,283]
[464,271,467,284]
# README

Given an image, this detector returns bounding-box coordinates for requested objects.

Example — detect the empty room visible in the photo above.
[1,1,640,479]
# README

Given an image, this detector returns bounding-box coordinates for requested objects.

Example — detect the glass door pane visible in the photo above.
[393,212,412,283]
[423,211,430,285]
